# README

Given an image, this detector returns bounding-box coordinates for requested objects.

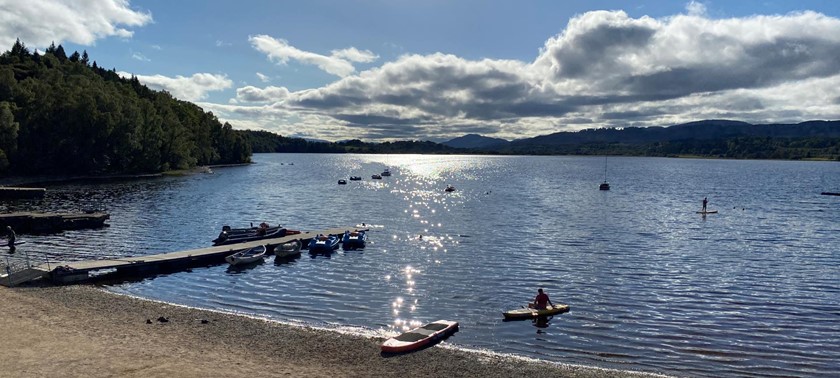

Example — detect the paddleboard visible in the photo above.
[381,320,458,353]
[503,304,570,320]
[696,210,718,214]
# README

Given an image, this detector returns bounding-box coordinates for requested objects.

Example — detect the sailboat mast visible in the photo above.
[603,155,608,182]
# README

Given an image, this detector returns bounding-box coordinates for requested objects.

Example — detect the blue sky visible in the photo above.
[3,1,840,141]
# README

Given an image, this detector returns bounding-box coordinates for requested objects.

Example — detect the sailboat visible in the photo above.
[599,156,610,190]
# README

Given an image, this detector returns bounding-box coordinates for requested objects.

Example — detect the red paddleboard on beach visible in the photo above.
[380,320,458,353]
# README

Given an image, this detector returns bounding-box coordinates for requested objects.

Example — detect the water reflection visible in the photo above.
[21,154,840,378]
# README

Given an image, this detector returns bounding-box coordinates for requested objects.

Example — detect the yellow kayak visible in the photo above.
[503,304,570,320]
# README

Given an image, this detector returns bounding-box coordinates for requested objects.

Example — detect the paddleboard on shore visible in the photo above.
[696,210,718,214]
[381,320,458,353]
[503,304,570,320]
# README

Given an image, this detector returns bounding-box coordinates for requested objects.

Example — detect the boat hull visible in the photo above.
[308,235,339,253]
[381,320,458,353]
[225,245,267,266]
[503,304,570,320]
[342,230,367,249]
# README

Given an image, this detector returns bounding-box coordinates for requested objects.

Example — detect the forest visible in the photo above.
[0,40,251,176]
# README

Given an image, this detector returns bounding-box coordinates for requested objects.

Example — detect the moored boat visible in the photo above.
[342,230,367,249]
[371,174,382,180]
[349,176,362,181]
[308,234,339,253]
[338,179,347,185]
[444,185,455,192]
[381,168,391,176]
[225,245,267,266]
[274,239,302,258]
[502,304,570,320]
[381,320,459,353]
[213,225,301,246]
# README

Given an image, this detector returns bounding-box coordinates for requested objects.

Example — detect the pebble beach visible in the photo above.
[0,285,669,378]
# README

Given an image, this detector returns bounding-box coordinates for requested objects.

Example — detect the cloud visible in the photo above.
[119,72,232,101]
[255,72,271,83]
[331,47,378,63]
[235,85,290,103]
[0,0,152,48]
[249,34,375,77]
[223,9,840,141]
[131,51,150,62]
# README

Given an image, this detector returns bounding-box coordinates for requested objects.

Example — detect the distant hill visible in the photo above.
[485,120,840,160]
[443,134,509,149]
[244,120,840,160]
[506,120,840,147]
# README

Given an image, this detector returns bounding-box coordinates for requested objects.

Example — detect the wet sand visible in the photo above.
[0,285,668,378]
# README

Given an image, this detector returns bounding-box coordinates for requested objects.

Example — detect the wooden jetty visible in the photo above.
[0,212,110,234]
[1,226,363,287]
[0,187,46,199]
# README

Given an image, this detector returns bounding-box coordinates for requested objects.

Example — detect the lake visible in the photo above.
[10,154,840,377]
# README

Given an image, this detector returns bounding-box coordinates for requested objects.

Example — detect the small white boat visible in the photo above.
[225,245,267,266]
[274,239,302,258]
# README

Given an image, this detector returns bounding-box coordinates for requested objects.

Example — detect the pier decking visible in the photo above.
[1,227,361,286]
[0,211,110,234]
[0,187,46,199]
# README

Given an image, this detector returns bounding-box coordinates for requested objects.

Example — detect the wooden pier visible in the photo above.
[1,226,361,286]
[0,187,46,199]
[0,211,110,233]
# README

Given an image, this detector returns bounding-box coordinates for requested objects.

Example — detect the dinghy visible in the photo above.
[224,245,267,266]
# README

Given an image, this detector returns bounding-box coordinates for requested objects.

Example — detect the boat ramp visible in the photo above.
[1,226,361,287]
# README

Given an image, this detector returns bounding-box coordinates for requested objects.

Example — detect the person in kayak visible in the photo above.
[530,288,554,310]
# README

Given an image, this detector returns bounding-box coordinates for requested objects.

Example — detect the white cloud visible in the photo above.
[131,51,150,61]
[119,72,233,101]
[235,85,290,103]
[685,1,707,17]
[0,0,152,48]
[331,47,378,63]
[249,34,374,77]
[224,10,840,141]
[256,72,271,82]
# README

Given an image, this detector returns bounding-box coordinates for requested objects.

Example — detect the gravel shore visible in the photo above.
[1,285,669,378]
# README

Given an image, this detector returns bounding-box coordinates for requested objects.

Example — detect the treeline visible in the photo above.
[488,120,840,160]
[489,136,840,160]
[0,40,251,176]
[244,130,462,154]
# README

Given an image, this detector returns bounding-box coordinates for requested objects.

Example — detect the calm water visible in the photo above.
[9,154,840,377]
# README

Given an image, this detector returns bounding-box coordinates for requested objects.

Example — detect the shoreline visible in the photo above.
[1,285,669,378]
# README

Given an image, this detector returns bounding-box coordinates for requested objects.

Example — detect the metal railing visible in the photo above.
[2,248,54,286]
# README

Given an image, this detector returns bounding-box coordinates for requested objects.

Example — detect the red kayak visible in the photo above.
[381,320,459,353]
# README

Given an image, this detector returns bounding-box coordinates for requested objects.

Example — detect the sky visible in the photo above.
[3,1,840,142]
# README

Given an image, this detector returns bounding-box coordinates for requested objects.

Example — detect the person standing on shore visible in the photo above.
[702,197,708,212]
[6,226,16,253]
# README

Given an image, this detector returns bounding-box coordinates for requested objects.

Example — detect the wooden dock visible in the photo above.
[0,211,110,234]
[0,187,46,199]
[1,226,361,286]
